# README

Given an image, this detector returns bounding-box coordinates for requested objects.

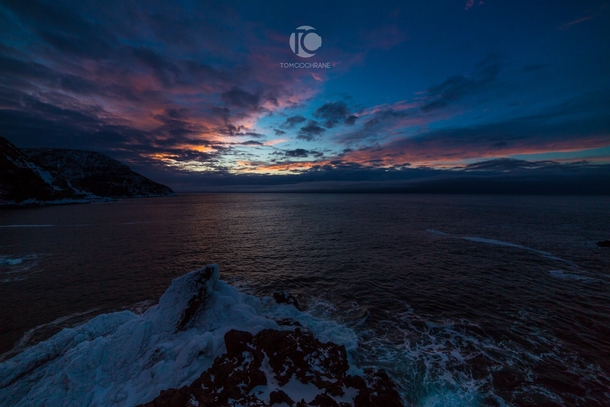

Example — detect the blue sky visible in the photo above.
[0,0,609,190]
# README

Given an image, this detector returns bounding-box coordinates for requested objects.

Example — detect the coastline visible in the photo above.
[0,264,403,407]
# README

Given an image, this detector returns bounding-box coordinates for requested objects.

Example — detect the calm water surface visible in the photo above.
[1,194,609,406]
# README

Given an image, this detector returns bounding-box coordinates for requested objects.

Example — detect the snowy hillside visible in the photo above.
[25,148,174,198]
[0,137,85,205]
[0,137,174,206]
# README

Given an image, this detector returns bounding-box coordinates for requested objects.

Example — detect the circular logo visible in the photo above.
[289,26,322,58]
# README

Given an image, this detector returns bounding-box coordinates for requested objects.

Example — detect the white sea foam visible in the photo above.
[0,225,55,228]
[0,254,40,283]
[426,229,576,266]
[0,265,357,407]
[425,229,449,236]
[549,269,599,282]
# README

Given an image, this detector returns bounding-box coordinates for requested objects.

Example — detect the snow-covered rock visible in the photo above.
[0,265,401,407]
[0,265,272,406]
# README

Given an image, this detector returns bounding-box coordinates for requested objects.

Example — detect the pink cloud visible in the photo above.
[558,15,597,30]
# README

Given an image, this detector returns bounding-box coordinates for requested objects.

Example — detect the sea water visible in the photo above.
[1,194,609,406]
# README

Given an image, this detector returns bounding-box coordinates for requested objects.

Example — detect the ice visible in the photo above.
[0,264,357,407]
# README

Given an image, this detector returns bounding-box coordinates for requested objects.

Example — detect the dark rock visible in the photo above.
[310,393,339,407]
[273,291,302,310]
[597,240,610,248]
[176,266,216,331]
[270,390,294,406]
[224,329,254,354]
[276,318,303,327]
[138,327,403,407]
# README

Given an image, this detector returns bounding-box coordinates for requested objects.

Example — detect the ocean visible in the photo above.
[1,193,609,406]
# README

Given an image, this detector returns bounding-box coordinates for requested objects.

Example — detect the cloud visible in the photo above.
[465,0,483,10]
[421,54,503,112]
[297,120,326,141]
[462,158,562,171]
[220,87,261,110]
[558,16,597,30]
[345,115,358,125]
[1,0,608,187]
[285,148,309,157]
[148,156,610,195]
[0,0,329,176]
[340,91,610,166]
[314,101,354,128]
[281,115,307,128]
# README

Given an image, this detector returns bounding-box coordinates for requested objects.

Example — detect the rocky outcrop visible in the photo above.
[273,291,302,311]
[176,265,217,331]
[0,136,174,206]
[139,327,403,407]
[0,263,403,407]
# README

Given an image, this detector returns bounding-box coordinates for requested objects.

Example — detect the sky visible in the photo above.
[1,0,609,191]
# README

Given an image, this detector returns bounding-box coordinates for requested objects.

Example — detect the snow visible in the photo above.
[0,265,268,406]
[0,264,357,407]
[249,354,357,406]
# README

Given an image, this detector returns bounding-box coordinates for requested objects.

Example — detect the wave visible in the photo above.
[426,229,577,266]
[548,269,600,282]
[0,254,40,283]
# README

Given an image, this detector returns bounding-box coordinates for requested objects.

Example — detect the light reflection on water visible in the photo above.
[1,193,609,406]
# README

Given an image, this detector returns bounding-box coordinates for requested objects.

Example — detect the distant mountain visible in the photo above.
[0,137,174,206]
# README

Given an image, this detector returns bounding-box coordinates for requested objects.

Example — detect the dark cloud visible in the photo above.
[281,115,307,128]
[2,0,118,59]
[152,108,209,137]
[314,101,352,128]
[1,0,608,192]
[151,157,610,195]
[336,108,409,143]
[463,158,560,171]
[297,120,325,141]
[220,87,261,110]
[131,47,183,87]
[285,148,309,157]
[345,115,358,125]
[363,91,610,162]
[421,54,503,112]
